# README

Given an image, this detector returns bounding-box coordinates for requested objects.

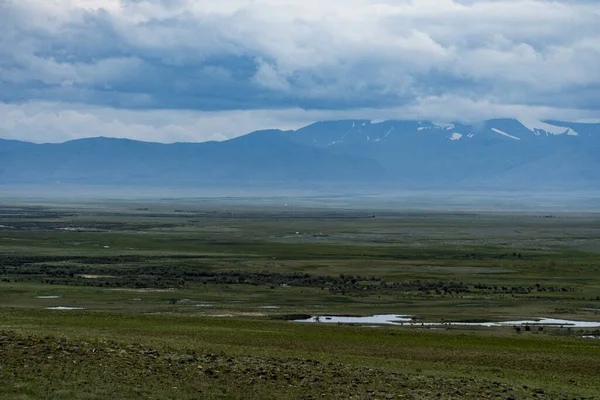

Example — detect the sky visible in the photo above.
[1,0,599,143]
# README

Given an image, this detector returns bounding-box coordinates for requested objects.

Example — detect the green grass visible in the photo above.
[1,201,600,398]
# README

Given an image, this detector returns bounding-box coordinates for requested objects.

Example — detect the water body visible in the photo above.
[36,296,61,299]
[45,306,85,310]
[297,314,413,324]
[454,318,600,328]
[294,315,600,328]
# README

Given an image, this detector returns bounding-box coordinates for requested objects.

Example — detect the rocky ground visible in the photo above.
[1,330,591,399]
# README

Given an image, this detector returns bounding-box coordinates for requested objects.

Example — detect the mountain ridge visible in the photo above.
[1,118,599,189]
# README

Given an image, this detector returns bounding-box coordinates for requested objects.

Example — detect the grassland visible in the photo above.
[1,199,600,399]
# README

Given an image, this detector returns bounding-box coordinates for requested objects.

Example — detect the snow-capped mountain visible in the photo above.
[1,119,599,189]
[287,119,595,146]
[284,119,600,188]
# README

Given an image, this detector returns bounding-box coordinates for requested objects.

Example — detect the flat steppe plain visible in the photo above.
[1,199,599,399]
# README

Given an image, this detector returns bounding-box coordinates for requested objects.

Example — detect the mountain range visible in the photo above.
[1,119,599,190]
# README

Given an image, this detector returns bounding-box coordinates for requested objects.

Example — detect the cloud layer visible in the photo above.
[1,0,599,142]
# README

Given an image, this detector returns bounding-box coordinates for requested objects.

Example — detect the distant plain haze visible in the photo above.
[1,0,600,143]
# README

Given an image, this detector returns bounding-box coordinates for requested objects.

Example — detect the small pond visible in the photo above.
[296,314,412,324]
[294,315,600,328]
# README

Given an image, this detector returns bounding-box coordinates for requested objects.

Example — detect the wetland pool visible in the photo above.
[295,315,600,328]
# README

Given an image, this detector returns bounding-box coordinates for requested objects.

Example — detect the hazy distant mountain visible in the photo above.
[0,130,384,186]
[1,119,599,189]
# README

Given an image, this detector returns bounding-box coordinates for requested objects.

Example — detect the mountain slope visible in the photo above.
[0,131,385,185]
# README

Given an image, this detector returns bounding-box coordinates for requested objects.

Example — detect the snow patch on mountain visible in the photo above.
[433,122,454,130]
[340,126,354,141]
[492,128,521,141]
[519,119,578,136]
[450,133,463,141]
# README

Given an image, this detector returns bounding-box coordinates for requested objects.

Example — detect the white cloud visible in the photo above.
[252,59,291,91]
